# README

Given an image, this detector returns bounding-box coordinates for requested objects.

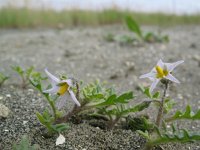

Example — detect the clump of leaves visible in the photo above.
[0,72,9,87]
[74,80,152,129]
[13,135,39,150]
[124,115,154,132]
[105,16,169,45]
[125,16,169,43]
[12,66,46,89]
[139,124,200,150]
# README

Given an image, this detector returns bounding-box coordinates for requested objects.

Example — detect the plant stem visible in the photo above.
[155,80,169,128]
[108,116,120,130]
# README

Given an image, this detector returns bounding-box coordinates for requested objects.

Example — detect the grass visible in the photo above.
[0,7,200,28]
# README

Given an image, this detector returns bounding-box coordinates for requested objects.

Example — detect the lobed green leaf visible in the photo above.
[166,105,200,121]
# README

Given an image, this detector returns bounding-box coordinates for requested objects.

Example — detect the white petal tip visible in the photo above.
[56,134,65,146]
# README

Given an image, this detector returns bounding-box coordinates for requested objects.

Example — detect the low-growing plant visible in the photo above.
[30,69,151,133]
[0,72,9,87]
[105,16,169,45]
[13,135,39,150]
[125,16,169,43]
[77,80,153,129]
[138,59,200,149]
[29,69,69,135]
[12,66,46,89]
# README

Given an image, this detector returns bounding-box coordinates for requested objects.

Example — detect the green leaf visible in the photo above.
[137,130,150,140]
[52,123,69,133]
[153,92,160,99]
[163,98,176,114]
[0,72,9,86]
[36,112,46,125]
[12,66,24,76]
[26,66,34,78]
[126,116,154,132]
[150,125,200,145]
[115,91,134,103]
[125,16,143,39]
[120,101,152,116]
[96,94,117,106]
[166,105,200,122]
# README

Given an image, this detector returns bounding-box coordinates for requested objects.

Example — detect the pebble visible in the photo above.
[192,55,200,62]
[28,89,34,92]
[23,120,28,125]
[6,94,11,98]
[0,96,3,100]
[0,103,10,118]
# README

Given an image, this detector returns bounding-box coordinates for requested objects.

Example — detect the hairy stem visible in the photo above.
[155,80,169,128]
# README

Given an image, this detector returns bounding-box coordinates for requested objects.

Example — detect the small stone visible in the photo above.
[28,89,34,92]
[0,103,10,118]
[23,121,28,125]
[0,96,3,100]
[4,129,9,132]
[192,55,200,61]
[6,94,11,98]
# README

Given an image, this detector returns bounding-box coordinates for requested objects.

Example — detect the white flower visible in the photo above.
[140,59,184,93]
[56,134,65,146]
[43,69,81,109]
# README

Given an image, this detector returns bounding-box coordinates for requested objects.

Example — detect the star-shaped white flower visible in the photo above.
[140,59,184,93]
[43,69,81,109]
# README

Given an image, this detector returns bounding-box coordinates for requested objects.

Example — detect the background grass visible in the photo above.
[0,7,200,28]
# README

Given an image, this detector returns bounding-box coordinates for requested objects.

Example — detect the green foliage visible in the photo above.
[12,66,46,88]
[80,81,151,129]
[36,111,68,133]
[144,32,169,43]
[124,16,169,43]
[0,7,200,28]
[125,116,154,132]
[29,70,68,134]
[139,125,200,148]
[166,105,200,122]
[140,86,160,99]
[12,135,39,150]
[126,16,143,39]
[104,33,115,42]
[152,125,200,145]
[0,72,9,87]
[163,98,176,114]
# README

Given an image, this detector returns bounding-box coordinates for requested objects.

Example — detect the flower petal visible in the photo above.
[63,79,73,87]
[150,79,160,93]
[166,60,184,72]
[165,74,180,83]
[56,94,68,109]
[68,90,81,106]
[157,59,164,68]
[140,72,156,79]
[56,134,65,146]
[43,86,59,94]
[45,68,60,85]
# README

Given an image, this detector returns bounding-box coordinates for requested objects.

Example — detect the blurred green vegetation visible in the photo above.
[0,7,200,28]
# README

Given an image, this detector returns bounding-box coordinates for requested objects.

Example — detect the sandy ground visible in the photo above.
[0,25,200,149]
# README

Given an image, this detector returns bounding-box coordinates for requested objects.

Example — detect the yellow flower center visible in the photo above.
[155,66,168,78]
[57,82,69,95]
